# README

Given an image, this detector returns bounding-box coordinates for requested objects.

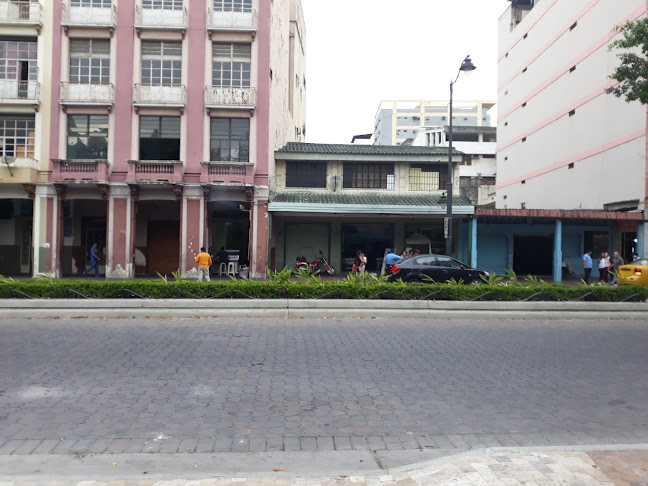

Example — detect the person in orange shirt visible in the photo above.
[195,247,212,282]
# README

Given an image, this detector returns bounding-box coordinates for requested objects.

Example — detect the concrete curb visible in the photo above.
[0,299,646,319]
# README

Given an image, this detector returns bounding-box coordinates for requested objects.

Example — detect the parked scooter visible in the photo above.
[310,250,335,276]
[295,256,309,272]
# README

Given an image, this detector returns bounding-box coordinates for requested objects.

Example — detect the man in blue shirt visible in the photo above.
[384,249,401,266]
[583,249,593,284]
[84,243,101,277]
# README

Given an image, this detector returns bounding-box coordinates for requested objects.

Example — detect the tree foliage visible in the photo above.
[608,19,648,104]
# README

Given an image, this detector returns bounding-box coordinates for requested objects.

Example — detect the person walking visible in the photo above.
[583,250,593,284]
[195,247,212,282]
[610,251,624,286]
[84,243,101,277]
[358,251,367,278]
[598,252,610,283]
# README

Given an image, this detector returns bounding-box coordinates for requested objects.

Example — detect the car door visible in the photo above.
[407,256,436,282]
[435,256,466,282]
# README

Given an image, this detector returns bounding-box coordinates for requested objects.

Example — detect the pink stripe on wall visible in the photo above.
[185,1,207,171]
[112,1,136,173]
[47,0,63,172]
[499,5,646,122]
[497,129,645,189]
[255,0,271,184]
[498,80,617,151]
[498,0,600,91]
[498,0,560,62]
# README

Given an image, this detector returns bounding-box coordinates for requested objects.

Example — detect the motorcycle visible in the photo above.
[295,255,309,272]
[310,250,335,276]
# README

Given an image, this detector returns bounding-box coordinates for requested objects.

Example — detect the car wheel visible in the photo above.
[469,278,484,285]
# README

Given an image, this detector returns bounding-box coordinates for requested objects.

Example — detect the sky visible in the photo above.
[300,0,511,144]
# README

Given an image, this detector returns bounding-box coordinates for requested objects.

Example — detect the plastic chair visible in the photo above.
[218,262,227,276]
[227,261,238,275]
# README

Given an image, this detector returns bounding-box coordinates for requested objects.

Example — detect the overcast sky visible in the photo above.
[300,0,511,144]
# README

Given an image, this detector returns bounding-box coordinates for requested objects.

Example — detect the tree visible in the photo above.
[608,18,648,104]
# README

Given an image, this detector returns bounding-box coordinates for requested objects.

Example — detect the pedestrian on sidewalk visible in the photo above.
[195,247,212,282]
[598,252,610,283]
[84,243,101,277]
[358,251,367,278]
[610,251,624,286]
[583,250,593,284]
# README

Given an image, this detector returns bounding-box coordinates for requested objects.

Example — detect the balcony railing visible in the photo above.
[0,80,40,102]
[60,82,114,106]
[1,156,38,170]
[133,84,186,108]
[200,161,254,185]
[0,1,42,27]
[207,7,257,33]
[135,5,187,31]
[61,1,116,28]
[205,86,256,109]
[51,159,109,182]
[127,160,183,183]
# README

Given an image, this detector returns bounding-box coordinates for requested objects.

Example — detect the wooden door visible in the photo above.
[147,221,180,275]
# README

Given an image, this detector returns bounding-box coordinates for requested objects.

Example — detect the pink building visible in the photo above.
[42,0,306,279]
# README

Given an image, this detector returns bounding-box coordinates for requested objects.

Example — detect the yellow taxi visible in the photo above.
[617,257,648,286]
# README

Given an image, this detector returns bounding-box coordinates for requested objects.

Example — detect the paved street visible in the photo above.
[1,317,647,459]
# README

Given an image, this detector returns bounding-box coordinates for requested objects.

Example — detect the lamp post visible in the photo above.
[445,55,476,257]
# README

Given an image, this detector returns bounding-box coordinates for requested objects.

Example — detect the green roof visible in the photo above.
[276,142,463,156]
[271,192,472,207]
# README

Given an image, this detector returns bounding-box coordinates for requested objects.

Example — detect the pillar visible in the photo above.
[249,187,270,279]
[33,185,61,278]
[553,219,563,283]
[638,218,647,257]
[106,184,135,280]
[470,217,478,269]
[180,185,205,279]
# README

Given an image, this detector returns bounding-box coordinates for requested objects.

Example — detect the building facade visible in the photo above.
[0,0,306,279]
[269,143,471,273]
[473,0,648,282]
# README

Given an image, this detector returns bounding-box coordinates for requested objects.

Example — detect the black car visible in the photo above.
[388,254,488,284]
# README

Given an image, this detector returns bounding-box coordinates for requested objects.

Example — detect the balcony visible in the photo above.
[0,80,40,106]
[60,82,114,108]
[207,7,257,36]
[0,156,40,183]
[200,161,254,185]
[135,5,187,34]
[61,1,116,30]
[127,160,183,183]
[51,159,109,183]
[133,84,186,110]
[205,86,256,111]
[0,1,42,29]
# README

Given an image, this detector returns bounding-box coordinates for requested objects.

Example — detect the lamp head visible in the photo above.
[438,192,448,209]
[460,56,477,75]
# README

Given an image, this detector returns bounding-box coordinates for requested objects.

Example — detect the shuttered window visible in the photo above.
[141,41,182,86]
[213,0,252,13]
[409,164,447,191]
[343,163,395,190]
[212,43,251,88]
[70,39,110,84]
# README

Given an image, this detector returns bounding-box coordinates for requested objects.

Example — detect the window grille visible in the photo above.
[142,0,183,10]
[409,164,446,191]
[212,43,251,88]
[342,163,394,190]
[70,39,110,84]
[70,0,112,7]
[67,115,108,160]
[210,118,250,162]
[141,41,182,86]
[0,117,35,158]
[213,0,252,13]
[285,162,327,189]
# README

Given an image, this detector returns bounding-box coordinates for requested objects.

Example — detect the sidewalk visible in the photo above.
[2,447,646,485]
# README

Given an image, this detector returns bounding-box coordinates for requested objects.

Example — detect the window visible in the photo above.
[69,39,110,84]
[343,163,394,190]
[0,117,35,158]
[142,0,183,9]
[70,0,112,6]
[416,257,436,266]
[285,162,327,189]
[141,41,182,86]
[409,164,447,191]
[67,115,108,159]
[436,256,462,268]
[139,116,180,160]
[210,118,249,162]
[212,43,251,88]
[0,40,37,82]
[213,0,252,13]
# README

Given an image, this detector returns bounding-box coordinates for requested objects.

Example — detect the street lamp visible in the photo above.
[445,55,476,257]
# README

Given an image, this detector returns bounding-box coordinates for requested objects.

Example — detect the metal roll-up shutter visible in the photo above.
[285,224,330,267]
[477,234,508,274]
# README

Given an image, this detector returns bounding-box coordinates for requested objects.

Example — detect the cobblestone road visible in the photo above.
[1,318,647,456]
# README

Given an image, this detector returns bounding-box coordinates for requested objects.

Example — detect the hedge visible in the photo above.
[0,280,647,302]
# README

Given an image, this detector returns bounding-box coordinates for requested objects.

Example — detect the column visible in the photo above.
[33,185,61,278]
[180,186,205,279]
[553,219,563,283]
[249,187,270,279]
[470,217,478,269]
[638,218,647,256]
[106,184,135,280]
